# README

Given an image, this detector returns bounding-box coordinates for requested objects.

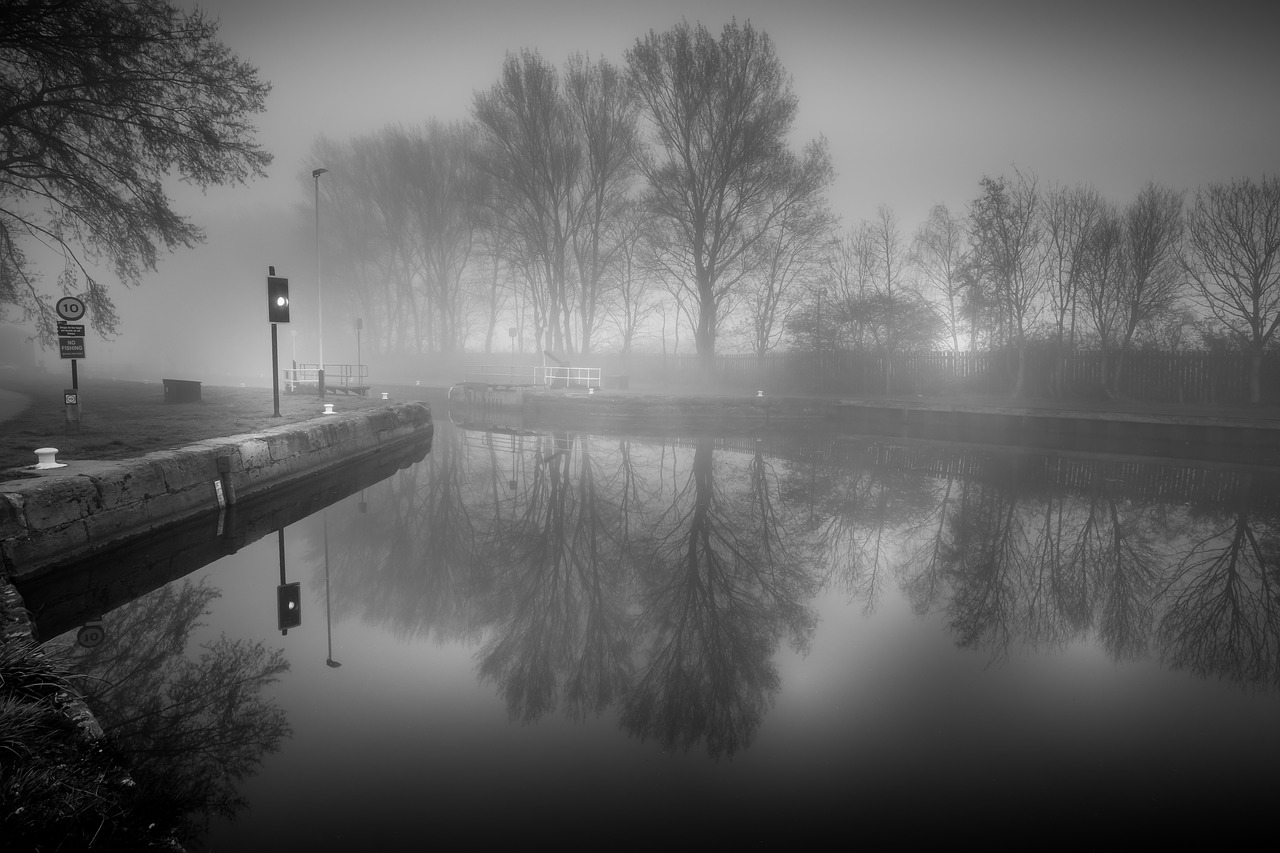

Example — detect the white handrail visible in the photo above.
[460,365,601,388]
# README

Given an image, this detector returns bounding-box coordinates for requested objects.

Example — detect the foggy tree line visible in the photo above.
[306,19,1279,398]
[4,3,1278,394]
[5,3,1275,392]
[308,20,838,367]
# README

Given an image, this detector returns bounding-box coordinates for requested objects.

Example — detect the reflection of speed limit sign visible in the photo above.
[76,621,105,648]
[56,296,86,321]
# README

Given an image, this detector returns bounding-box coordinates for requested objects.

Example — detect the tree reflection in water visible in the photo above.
[477,432,636,723]
[622,439,818,757]
[328,425,1280,756]
[52,579,290,841]
[1157,483,1280,687]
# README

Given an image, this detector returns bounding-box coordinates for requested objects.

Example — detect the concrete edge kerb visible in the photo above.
[0,401,432,581]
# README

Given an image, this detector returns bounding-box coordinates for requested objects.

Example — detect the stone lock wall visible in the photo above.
[0,402,433,582]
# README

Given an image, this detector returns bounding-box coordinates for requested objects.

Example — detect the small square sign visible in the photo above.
[59,337,85,359]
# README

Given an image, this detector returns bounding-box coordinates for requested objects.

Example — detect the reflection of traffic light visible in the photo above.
[277,582,301,633]
[267,276,290,323]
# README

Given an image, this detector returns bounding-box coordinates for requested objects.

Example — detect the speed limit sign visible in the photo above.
[56,296,86,322]
[76,620,105,648]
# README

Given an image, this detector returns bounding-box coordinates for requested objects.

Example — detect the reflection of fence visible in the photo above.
[834,437,1280,509]
[284,363,369,395]
[643,431,1280,510]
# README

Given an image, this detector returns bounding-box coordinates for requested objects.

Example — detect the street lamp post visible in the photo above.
[313,167,328,396]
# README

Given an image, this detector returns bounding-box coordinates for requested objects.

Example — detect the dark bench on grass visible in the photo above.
[162,378,202,403]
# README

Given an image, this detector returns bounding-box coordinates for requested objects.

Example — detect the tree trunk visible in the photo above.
[695,289,717,379]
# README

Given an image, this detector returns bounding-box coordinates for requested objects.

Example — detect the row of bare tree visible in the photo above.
[309,20,836,366]
[810,172,1280,401]
[306,21,1280,398]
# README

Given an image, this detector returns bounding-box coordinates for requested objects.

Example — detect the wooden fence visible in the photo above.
[588,349,1280,406]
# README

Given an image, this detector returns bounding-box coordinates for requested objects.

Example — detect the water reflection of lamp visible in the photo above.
[324,509,341,668]
[508,436,518,490]
[276,528,301,635]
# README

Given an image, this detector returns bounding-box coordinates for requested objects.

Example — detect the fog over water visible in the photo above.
[25,417,1280,843]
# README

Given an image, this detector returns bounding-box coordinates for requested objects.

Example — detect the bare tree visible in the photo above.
[310,133,421,356]
[404,121,481,353]
[626,20,832,373]
[474,51,639,357]
[1041,183,1102,354]
[1077,203,1127,381]
[737,154,837,357]
[603,202,661,353]
[563,53,639,354]
[1111,181,1186,388]
[912,204,969,352]
[1040,183,1102,395]
[868,206,907,351]
[310,124,481,357]
[1182,175,1280,404]
[473,50,580,355]
[822,224,879,352]
[967,170,1046,396]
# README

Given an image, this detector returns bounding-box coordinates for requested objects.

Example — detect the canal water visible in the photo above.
[26,418,1280,846]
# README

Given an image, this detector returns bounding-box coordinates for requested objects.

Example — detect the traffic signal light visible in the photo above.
[277,582,301,632]
[267,275,290,323]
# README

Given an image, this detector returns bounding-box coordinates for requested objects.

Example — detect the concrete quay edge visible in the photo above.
[0,401,433,582]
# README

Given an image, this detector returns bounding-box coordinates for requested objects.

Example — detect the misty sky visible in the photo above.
[26,0,1280,379]
[200,0,1277,222]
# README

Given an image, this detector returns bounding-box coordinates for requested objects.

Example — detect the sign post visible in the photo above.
[56,297,86,429]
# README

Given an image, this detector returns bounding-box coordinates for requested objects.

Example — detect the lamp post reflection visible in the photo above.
[324,509,341,668]
[509,436,518,491]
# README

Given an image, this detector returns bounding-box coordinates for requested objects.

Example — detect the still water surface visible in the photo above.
[39,419,1280,845]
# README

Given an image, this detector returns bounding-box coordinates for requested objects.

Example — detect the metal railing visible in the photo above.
[460,365,543,388]
[284,363,370,395]
[459,365,600,389]
[541,365,600,388]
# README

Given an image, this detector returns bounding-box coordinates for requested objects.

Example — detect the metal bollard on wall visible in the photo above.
[34,447,66,469]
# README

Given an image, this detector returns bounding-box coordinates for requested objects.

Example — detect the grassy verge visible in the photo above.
[0,373,428,476]
[0,638,186,849]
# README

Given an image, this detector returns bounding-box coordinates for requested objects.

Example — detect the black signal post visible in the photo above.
[267,268,290,416]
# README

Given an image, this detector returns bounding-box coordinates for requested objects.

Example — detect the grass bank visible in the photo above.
[0,373,431,477]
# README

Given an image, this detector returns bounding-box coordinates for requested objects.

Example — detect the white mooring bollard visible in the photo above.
[323,403,336,415]
[34,447,66,469]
